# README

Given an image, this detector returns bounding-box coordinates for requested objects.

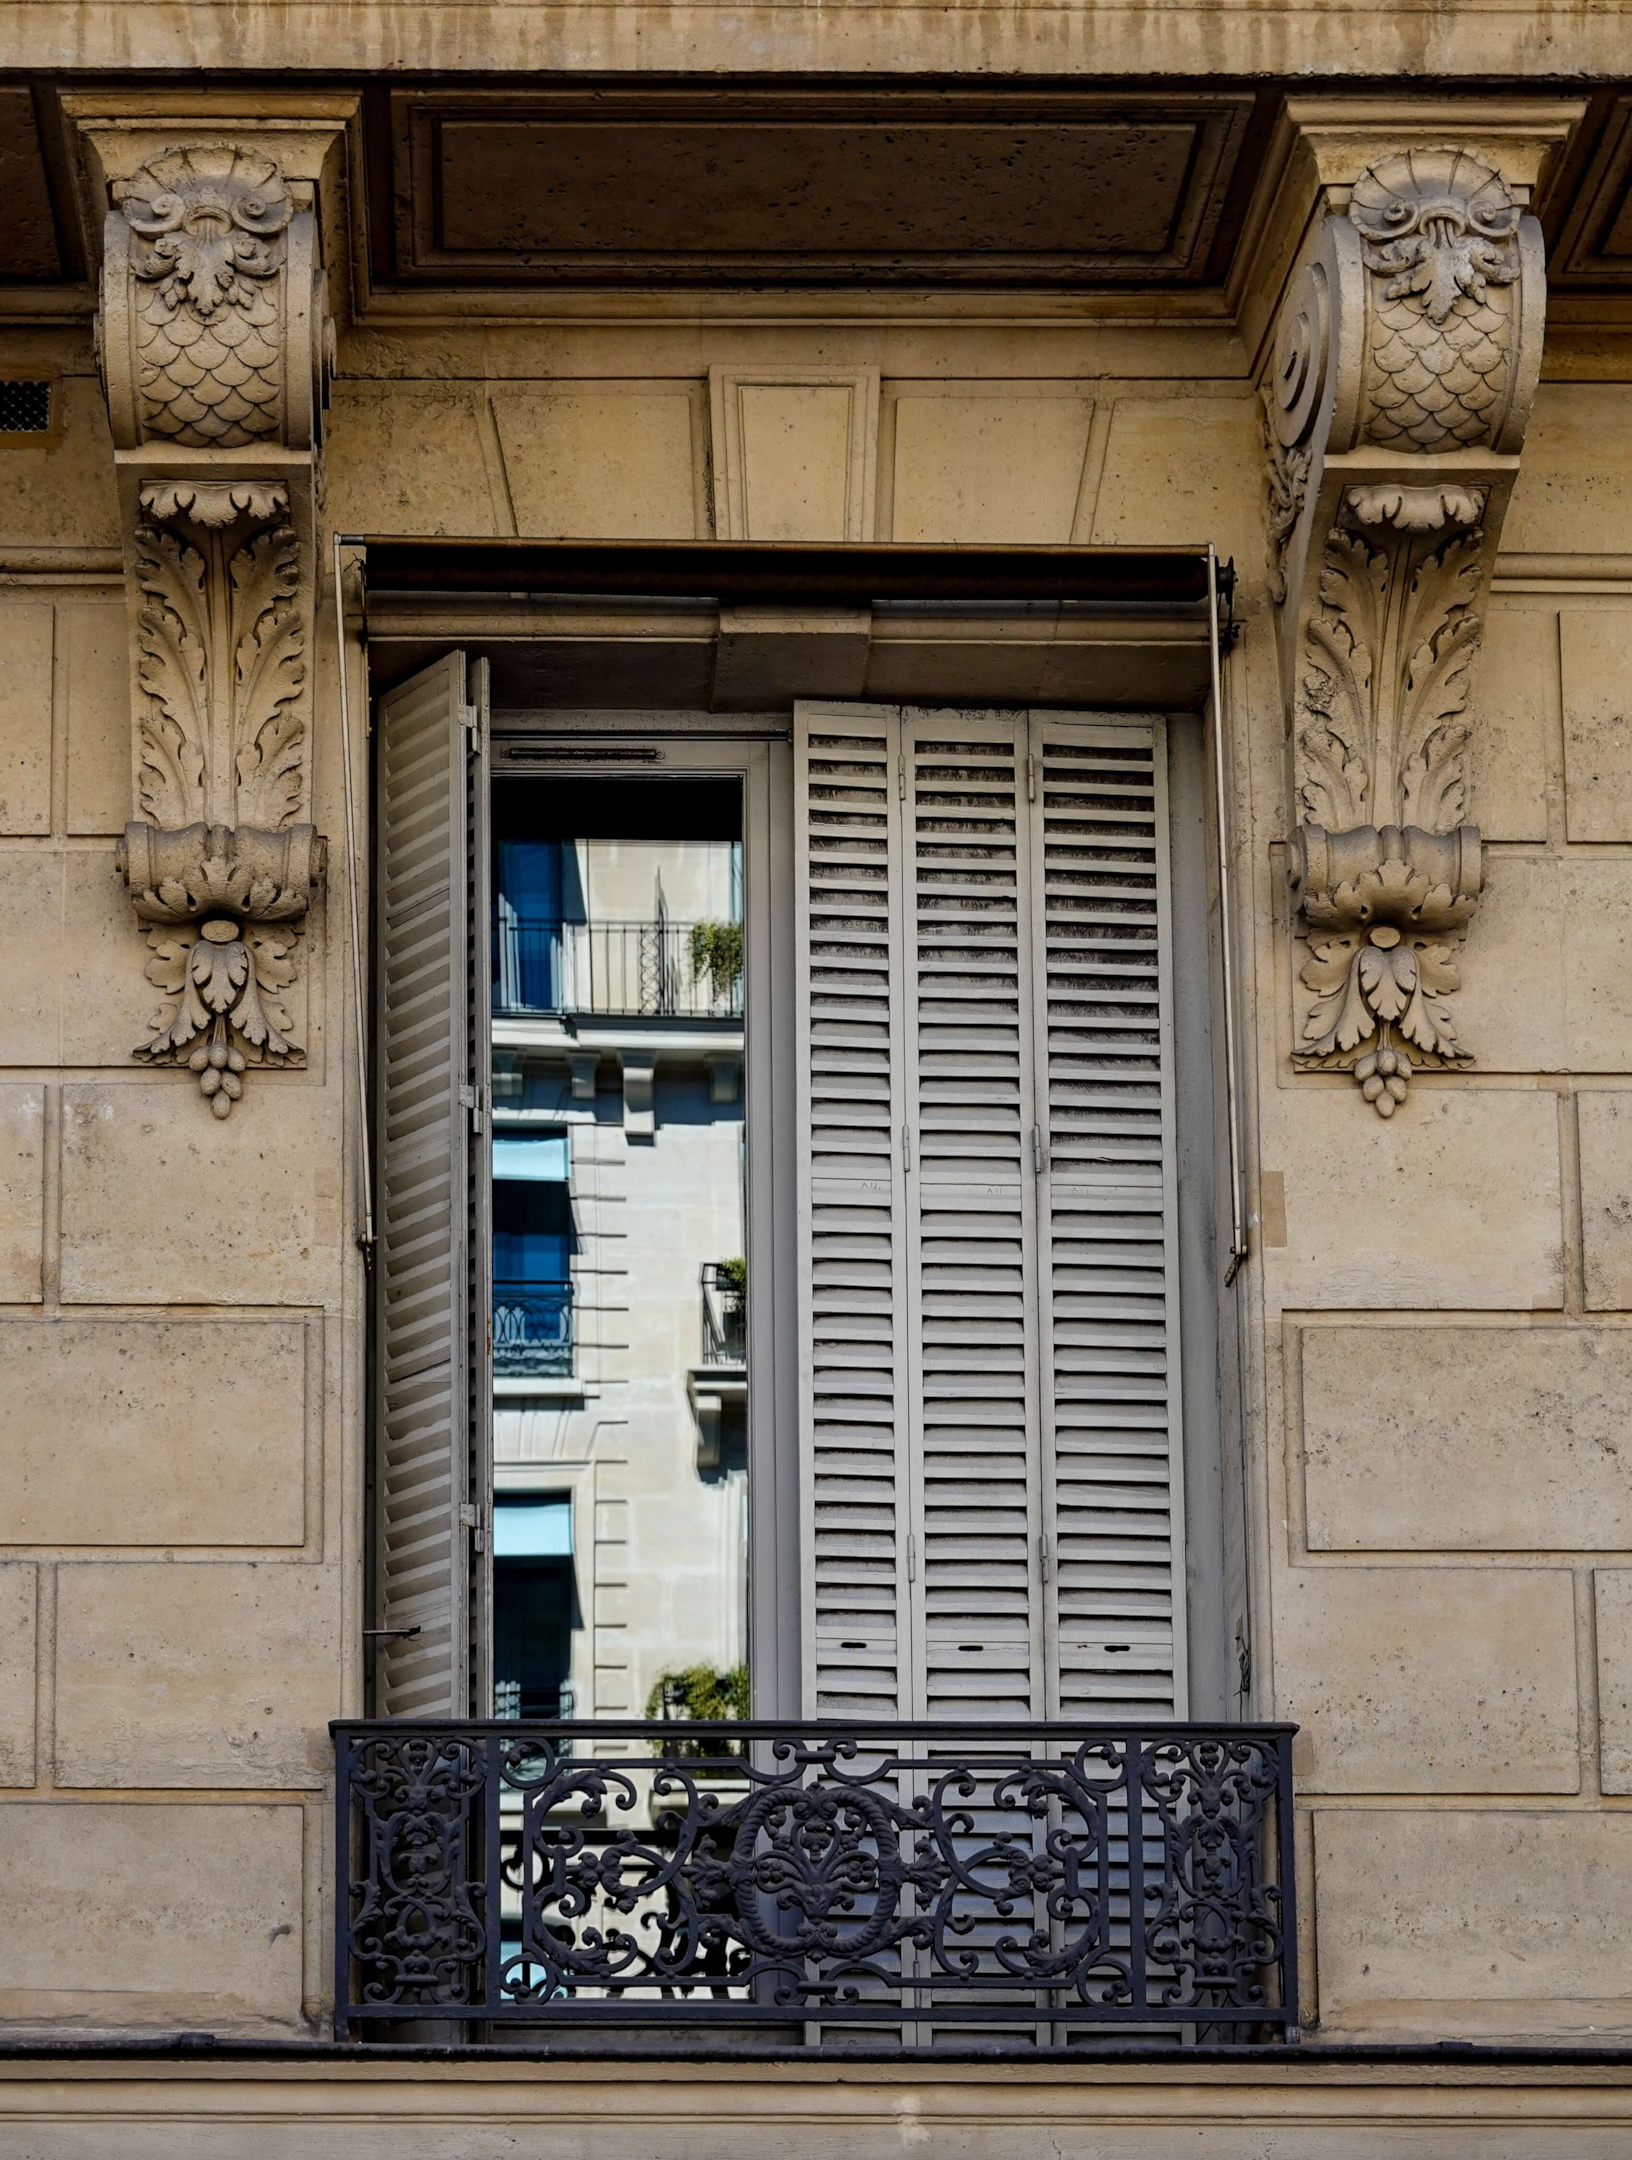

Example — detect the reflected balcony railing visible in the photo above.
[494,917,743,1021]
[493,1280,572,1379]
[333,1718,1298,2047]
[699,1261,746,1366]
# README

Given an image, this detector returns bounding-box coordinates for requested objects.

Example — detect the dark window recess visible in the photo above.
[0,381,52,434]
[493,1558,574,1719]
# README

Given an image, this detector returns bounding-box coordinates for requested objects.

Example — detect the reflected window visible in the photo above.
[491,775,748,1728]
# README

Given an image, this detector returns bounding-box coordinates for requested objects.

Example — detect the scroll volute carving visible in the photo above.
[1264,143,1550,1115]
[85,122,341,1116]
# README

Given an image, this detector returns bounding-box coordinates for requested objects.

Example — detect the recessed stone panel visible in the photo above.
[55,1562,338,1788]
[1503,385,1632,557]
[1581,1092,1632,1312]
[0,1084,43,1303]
[891,392,1094,544]
[0,1564,36,1787]
[1560,610,1632,842]
[1303,1324,1632,1550]
[60,1083,338,1306]
[1090,396,1264,568]
[1595,1569,1632,1794]
[325,383,499,537]
[1448,859,1632,1074]
[1276,1567,1578,1792]
[0,1802,303,2026]
[492,391,698,540]
[1314,1808,1632,2035]
[1471,604,1554,844]
[0,854,62,1065]
[62,596,131,837]
[0,1318,307,1547]
[0,599,53,835]
[1263,1090,1562,1311]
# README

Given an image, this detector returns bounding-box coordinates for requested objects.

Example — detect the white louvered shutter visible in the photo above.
[796,703,1187,1726]
[901,712,1044,1719]
[1028,713,1187,1719]
[374,652,488,1719]
[795,705,913,1717]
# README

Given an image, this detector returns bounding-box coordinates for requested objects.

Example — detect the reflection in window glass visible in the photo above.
[490,777,748,1729]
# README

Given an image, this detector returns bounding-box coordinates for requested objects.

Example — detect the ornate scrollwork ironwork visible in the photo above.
[334,1721,1297,2043]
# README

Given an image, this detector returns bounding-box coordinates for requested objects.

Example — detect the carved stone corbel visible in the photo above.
[1261,126,1565,1115]
[75,113,346,1114]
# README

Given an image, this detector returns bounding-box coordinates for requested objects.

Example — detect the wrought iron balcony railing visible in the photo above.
[494,917,744,1021]
[333,1719,1297,2047]
[493,1280,572,1379]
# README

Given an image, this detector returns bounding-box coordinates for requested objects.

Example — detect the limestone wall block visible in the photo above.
[0,1564,37,1787]
[889,389,1095,542]
[1504,385,1632,557]
[0,1801,303,2027]
[0,377,118,549]
[1581,1093,1632,1311]
[1447,860,1632,1073]
[1560,610,1632,843]
[1303,1324,1632,1550]
[1314,1808,1632,2037]
[1090,394,1263,566]
[1259,1089,1562,1310]
[54,1562,338,1788]
[1595,1570,1632,1795]
[324,381,499,536]
[492,388,700,538]
[0,1084,43,1302]
[60,1083,339,1306]
[0,599,53,834]
[0,1317,308,1546]
[61,595,130,838]
[1471,605,1554,844]
[1275,1566,1578,1793]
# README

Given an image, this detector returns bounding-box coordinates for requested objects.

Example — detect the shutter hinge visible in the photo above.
[1039,1531,1051,1583]
[1031,1125,1045,1176]
[460,702,484,756]
[459,1082,485,1134]
[897,754,906,802]
[906,1534,918,1584]
[1027,752,1038,804]
[901,1124,913,1172]
[459,1501,486,1553]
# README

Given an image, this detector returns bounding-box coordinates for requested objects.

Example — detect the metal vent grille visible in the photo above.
[0,381,51,434]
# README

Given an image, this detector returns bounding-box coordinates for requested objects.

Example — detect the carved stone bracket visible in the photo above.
[74,108,348,1115]
[1260,120,1568,1114]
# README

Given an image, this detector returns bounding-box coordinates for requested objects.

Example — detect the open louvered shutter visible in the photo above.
[795,704,913,1716]
[1029,713,1187,1719]
[902,712,1044,1719]
[374,652,486,1718]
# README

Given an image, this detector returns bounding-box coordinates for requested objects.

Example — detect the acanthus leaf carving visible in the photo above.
[231,516,307,830]
[134,519,209,827]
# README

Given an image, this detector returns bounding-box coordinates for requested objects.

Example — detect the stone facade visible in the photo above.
[1,12,1632,2151]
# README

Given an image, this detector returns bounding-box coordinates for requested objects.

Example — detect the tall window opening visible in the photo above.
[489,777,749,1727]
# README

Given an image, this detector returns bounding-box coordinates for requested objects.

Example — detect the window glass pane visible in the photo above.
[490,772,748,1729]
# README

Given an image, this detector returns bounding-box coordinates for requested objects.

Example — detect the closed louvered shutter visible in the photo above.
[1028,713,1187,1719]
[795,705,913,1716]
[902,712,1043,1719]
[373,653,488,1718]
[796,704,1186,1723]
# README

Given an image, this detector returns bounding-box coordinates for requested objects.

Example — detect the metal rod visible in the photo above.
[333,531,374,1259]
[1208,544,1250,1287]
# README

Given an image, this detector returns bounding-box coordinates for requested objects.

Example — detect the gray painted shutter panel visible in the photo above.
[374,652,482,1719]
[1029,713,1187,1719]
[795,702,913,1717]
[902,711,1043,1719]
